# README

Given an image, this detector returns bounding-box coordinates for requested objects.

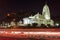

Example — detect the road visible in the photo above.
[0,28,60,40]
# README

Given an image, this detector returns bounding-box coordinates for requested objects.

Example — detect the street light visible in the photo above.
[7,13,10,16]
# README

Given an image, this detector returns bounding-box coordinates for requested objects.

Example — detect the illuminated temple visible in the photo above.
[0,4,56,28]
[23,4,54,26]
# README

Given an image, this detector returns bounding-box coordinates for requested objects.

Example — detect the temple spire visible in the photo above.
[42,2,50,20]
[45,0,48,5]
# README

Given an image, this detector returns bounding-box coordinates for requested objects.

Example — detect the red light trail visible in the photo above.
[0,28,59,39]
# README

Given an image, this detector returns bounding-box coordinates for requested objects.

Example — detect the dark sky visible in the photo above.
[0,0,60,20]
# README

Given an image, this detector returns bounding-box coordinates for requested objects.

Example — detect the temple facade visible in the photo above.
[23,4,54,26]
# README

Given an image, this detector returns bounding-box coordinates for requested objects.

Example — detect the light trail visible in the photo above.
[0,29,59,38]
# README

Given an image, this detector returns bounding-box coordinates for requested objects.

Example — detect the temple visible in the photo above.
[23,4,54,26]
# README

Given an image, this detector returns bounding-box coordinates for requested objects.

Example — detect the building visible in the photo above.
[23,4,54,26]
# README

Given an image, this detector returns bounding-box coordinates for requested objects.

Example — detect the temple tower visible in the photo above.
[42,4,50,20]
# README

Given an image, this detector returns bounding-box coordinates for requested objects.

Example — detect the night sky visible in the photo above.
[0,0,60,21]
